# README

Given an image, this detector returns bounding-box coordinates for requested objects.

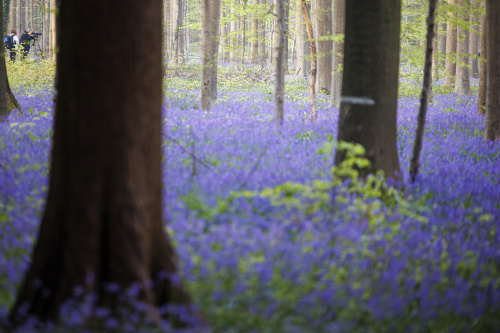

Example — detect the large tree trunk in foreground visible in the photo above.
[8,0,192,328]
[485,0,500,140]
[335,0,401,179]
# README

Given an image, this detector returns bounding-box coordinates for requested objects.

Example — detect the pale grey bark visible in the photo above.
[329,0,345,108]
[316,0,332,93]
[201,0,221,110]
[445,0,457,86]
[455,0,470,95]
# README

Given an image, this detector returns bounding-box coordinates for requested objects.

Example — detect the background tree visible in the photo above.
[0,0,8,120]
[478,10,486,115]
[201,0,221,110]
[485,0,500,140]
[455,0,470,94]
[329,0,345,108]
[49,0,55,61]
[274,0,285,125]
[335,0,401,179]
[8,0,193,328]
[445,0,457,86]
[301,0,317,121]
[315,0,332,93]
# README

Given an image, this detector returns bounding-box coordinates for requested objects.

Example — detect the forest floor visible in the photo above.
[1,60,499,332]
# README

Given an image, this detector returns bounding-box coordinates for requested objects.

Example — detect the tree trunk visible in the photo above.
[316,0,332,93]
[485,0,500,140]
[445,0,457,86]
[455,0,470,94]
[470,12,480,78]
[10,0,16,33]
[329,0,345,108]
[432,11,439,81]
[335,0,401,179]
[294,0,303,75]
[174,0,185,64]
[439,22,446,68]
[301,0,317,121]
[230,4,237,62]
[251,0,259,63]
[49,0,56,61]
[258,0,266,62]
[275,0,285,125]
[478,11,487,115]
[0,0,8,120]
[8,0,194,329]
[410,0,437,183]
[201,0,221,110]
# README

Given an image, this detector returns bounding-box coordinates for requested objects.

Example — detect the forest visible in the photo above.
[0,0,499,332]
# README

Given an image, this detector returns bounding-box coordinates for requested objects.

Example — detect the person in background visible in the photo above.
[4,29,19,61]
[19,29,37,60]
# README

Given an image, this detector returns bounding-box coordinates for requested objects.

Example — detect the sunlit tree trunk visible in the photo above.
[301,0,317,121]
[335,0,401,179]
[294,0,305,76]
[316,0,332,93]
[439,22,446,69]
[201,0,221,110]
[230,4,237,62]
[49,0,56,62]
[445,0,457,86]
[329,0,345,108]
[455,0,470,95]
[8,0,193,328]
[258,0,266,62]
[174,0,185,64]
[251,0,259,63]
[485,0,500,140]
[470,10,480,78]
[10,0,16,33]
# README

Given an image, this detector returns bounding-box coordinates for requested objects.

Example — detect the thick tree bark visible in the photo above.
[455,0,471,95]
[410,0,437,183]
[301,0,317,121]
[335,0,401,179]
[10,0,16,33]
[0,0,8,120]
[316,0,332,93]
[329,0,345,108]
[445,0,457,86]
[8,0,193,328]
[485,0,500,140]
[478,12,487,115]
[275,0,285,125]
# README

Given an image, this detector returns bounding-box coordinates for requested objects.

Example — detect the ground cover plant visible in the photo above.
[1,60,500,332]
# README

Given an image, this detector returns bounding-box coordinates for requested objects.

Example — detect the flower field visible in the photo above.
[1,63,499,332]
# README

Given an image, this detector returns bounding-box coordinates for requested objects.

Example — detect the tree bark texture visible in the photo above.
[485,0,500,140]
[8,0,192,327]
[9,0,16,33]
[410,0,437,183]
[439,22,446,67]
[230,4,237,62]
[455,0,471,95]
[478,12,487,115]
[432,14,439,81]
[301,0,317,121]
[50,0,56,61]
[0,0,8,120]
[258,0,266,62]
[201,0,221,110]
[470,14,480,77]
[445,0,457,86]
[335,0,401,179]
[316,0,332,93]
[174,0,185,64]
[294,0,305,76]
[275,0,285,125]
[329,0,345,108]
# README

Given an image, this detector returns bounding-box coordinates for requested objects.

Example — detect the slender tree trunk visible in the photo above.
[275,0,285,125]
[8,0,194,328]
[410,0,437,183]
[0,1,8,120]
[316,0,332,93]
[258,0,266,62]
[174,0,184,64]
[478,11,487,115]
[485,0,500,140]
[445,0,457,86]
[210,0,221,98]
[301,0,317,121]
[455,0,471,94]
[335,0,401,179]
[469,7,480,77]
[201,0,221,110]
[439,22,446,68]
[294,0,304,76]
[230,4,236,62]
[432,10,439,81]
[49,0,56,61]
[241,6,246,65]
[329,0,345,108]
[251,0,259,63]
